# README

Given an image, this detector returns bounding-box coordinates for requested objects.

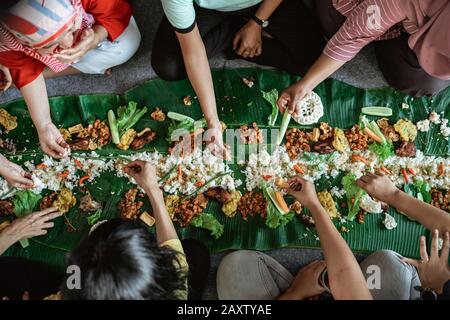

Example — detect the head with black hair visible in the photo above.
[61,219,187,300]
[0,0,19,13]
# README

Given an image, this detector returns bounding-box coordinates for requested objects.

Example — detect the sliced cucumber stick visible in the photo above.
[361,107,393,117]
[167,112,195,123]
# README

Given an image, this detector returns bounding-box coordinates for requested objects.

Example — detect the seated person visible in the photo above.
[0,161,210,300]
[0,0,141,158]
[217,176,373,300]
[357,173,450,300]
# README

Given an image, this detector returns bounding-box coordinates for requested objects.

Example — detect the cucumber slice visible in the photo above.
[267,188,289,215]
[167,112,195,123]
[361,107,393,117]
[276,111,291,146]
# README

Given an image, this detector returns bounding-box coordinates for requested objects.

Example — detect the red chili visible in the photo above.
[401,169,409,184]
[408,168,416,176]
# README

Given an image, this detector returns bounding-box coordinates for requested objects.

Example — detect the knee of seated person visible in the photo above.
[115,20,142,64]
[386,74,447,97]
[151,52,187,81]
[218,250,261,274]
[362,250,403,273]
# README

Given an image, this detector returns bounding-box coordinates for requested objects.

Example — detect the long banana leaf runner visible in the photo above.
[1,68,449,272]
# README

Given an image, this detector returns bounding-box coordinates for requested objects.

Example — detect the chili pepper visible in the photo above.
[195,181,205,187]
[177,164,182,182]
[379,166,391,175]
[36,163,47,170]
[408,168,416,176]
[352,154,369,166]
[438,162,446,177]
[293,164,305,175]
[262,175,272,181]
[79,175,90,186]
[401,168,409,184]
[58,170,70,179]
[74,159,83,169]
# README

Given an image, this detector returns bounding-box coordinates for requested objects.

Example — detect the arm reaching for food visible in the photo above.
[277,54,344,114]
[0,207,61,255]
[286,176,372,300]
[357,173,450,235]
[176,26,230,160]
[124,161,178,245]
[20,74,69,159]
[0,155,34,189]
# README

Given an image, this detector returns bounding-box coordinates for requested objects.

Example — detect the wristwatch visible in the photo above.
[251,16,269,29]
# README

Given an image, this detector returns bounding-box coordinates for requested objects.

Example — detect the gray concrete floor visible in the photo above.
[0,0,385,299]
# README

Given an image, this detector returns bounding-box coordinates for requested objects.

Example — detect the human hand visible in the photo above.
[356,173,399,204]
[2,291,30,301]
[37,122,70,158]
[0,207,61,247]
[403,230,450,294]
[0,157,34,189]
[53,28,98,65]
[205,127,231,160]
[124,160,160,192]
[0,64,12,91]
[233,21,262,58]
[286,176,320,210]
[277,80,313,114]
[282,260,327,300]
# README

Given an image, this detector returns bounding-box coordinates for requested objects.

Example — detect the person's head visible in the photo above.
[61,219,187,300]
[0,0,81,55]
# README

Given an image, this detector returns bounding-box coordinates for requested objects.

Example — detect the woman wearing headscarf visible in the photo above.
[0,0,141,159]
[278,0,450,114]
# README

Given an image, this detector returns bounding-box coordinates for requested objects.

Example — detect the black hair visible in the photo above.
[0,0,20,14]
[61,219,187,300]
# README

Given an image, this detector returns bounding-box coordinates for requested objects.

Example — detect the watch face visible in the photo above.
[262,20,269,28]
[421,290,438,300]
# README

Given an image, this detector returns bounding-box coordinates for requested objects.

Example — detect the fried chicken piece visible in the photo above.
[377,118,400,142]
[40,192,58,211]
[345,125,369,150]
[130,130,157,150]
[313,138,335,154]
[240,122,264,144]
[395,141,417,157]
[237,192,267,221]
[79,194,102,213]
[176,193,209,226]
[205,187,232,203]
[285,128,311,159]
[0,200,13,216]
[151,108,166,122]
[118,188,144,220]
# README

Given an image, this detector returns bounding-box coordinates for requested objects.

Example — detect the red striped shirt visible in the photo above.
[324,0,432,62]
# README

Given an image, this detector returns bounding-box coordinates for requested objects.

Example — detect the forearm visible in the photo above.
[176,28,220,128]
[301,54,345,89]
[0,231,16,256]
[20,74,52,131]
[310,204,372,300]
[91,25,108,48]
[255,0,284,19]
[145,187,178,245]
[0,154,9,176]
[388,190,450,234]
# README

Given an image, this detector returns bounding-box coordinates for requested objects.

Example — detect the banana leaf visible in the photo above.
[1,68,449,272]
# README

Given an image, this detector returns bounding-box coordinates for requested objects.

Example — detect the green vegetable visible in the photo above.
[190,213,224,239]
[262,89,279,126]
[342,173,366,221]
[108,110,120,144]
[259,181,294,228]
[167,112,195,123]
[277,111,291,146]
[361,107,393,117]
[87,209,102,226]
[115,101,148,137]
[368,140,394,161]
[412,179,431,204]
[12,190,42,248]
[167,118,207,142]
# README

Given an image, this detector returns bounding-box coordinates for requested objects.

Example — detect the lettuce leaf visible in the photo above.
[167,118,207,142]
[368,140,394,161]
[342,173,366,221]
[260,181,294,229]
[191,213,224,239]
[116,101,148,137]
[12,190,42,248]
[87,209,102,226]
[262,89,279,126]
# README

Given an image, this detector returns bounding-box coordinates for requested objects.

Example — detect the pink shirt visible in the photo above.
[325,0,450,80]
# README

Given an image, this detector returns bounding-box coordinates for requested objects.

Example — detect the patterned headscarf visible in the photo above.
[1,0,81,47]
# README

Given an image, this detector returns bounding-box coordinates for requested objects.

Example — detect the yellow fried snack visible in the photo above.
[0,109,18,132]
[332,128,349,152]
[53,188,76,214]
[222,190,242,218]
[165,195,180,220]
[117,129,137,150]
[140,211,156,227]
[317,190,340,219]
[59,128,71,141]
[394,119,417,142]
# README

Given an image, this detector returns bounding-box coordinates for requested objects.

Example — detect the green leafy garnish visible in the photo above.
[259,181,294,229]
[342,173,366,221]
[87,209,102,226]
[12,190,42,248]
[167,118,207,142]
[116,101,148,137]
[191,213,224,239]
[368,140,394,161]
[262,89,279,126]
